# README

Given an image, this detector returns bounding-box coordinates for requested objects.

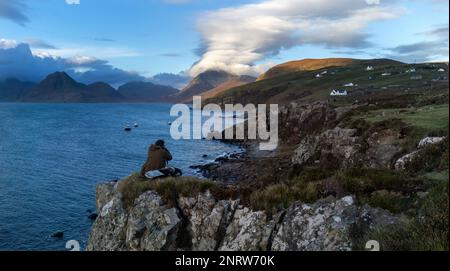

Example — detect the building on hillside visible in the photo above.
[381,72,391,76]
[330,89,348,96]
[438,68,445,72]
[315,73,322,78]
[366,66,374,71]
[343,82,356,87]
[406,68,416,73]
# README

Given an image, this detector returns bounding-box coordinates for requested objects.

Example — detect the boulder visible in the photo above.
[418,137,445,148]
[394,151,419,170]
[125,191,182,251]
[219,206,273,251]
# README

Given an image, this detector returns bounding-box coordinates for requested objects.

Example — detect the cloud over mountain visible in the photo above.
[0,39,145,85]
[189,0,402,77]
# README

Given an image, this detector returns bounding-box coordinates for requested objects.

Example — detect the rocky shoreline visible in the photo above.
[87,180,400,251]
[87,100,449,251]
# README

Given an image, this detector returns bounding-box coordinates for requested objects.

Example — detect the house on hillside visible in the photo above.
[406,68,416,73]
[330,89,348,96]
[381,72,391,76]
[315,73,322,78]
[343,82,356,87]
[366,66,374,71]
[438,68,445,72]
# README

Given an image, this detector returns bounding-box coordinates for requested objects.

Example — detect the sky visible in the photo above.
[0,0,449,86]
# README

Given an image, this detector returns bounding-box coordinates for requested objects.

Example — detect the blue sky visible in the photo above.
[0,0,448,86]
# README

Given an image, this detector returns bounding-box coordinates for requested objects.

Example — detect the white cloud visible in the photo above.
[0,38,145,85]
[189,0,402,76]
[0,39,19,49]
[65,0,80,4]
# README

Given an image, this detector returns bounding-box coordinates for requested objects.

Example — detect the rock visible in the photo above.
[291,136,318,165]
[395,136,446,170]
[52,231,64,239]
[88,213,98,221]
[394,151,419,170]
[96,181,118,210]
[125,191,182,251]
[418,137,445,148]
[271,196,400,251]
[88,177,401,251]
[87,192,128,251]
[291,127,360,168]
[364,127,403,168]
[178,191,239,251]
[279,102,337,144]
[271,196,357,251]
[219,206,273,251]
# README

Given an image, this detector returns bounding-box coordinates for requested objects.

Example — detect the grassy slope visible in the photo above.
[206,61,449,106]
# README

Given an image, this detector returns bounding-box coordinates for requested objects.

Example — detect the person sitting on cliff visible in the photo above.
[140,139,179,178]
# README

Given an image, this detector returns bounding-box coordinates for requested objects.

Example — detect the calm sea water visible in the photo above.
[0,103,240,251]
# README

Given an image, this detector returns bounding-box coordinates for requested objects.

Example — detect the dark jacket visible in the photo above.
[140,144,172,175]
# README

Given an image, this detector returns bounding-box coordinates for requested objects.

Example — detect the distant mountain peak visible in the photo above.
[38,71,82,90]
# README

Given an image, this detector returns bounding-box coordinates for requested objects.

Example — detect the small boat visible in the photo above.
[124,126,132,131]
[133,123,139,128]
[168,121,172,126]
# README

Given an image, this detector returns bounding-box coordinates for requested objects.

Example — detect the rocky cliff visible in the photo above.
[87,177,399,251]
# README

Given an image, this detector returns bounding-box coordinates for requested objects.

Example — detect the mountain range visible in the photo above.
[2,58,438,104]
[0,72,182,103]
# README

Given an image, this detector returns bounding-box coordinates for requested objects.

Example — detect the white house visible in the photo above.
[438,68,445,72]
[330,89,348,96]
[406,68,416,73]
[321,70,328,75]
[366,66,374,71]
[343,82,355,87]
[316,73,322,78]
[381,72,391,76]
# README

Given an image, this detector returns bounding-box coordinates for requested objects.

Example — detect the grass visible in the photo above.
[348,104,448,151]
[406,137,449,173]
[336,168,424,195]
[354,104,449,132]
[117,173,221,209]
[359,190,415,214]
[249,167,333,215]
[352,180,449,251]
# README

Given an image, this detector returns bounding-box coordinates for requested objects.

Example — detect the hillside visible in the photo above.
[172,70,254,102]
[186,75,255,102]
[118,81,179,102]
[257,58,401,81]
[205,59,449,106]
[0,78,35,102]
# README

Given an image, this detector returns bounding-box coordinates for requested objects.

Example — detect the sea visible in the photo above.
[0,103,240,251]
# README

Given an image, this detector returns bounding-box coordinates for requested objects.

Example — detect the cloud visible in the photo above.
[94,37,116,42]
[149,72,191,89]
[0,0,28,25]
[159,53,183,57]
[189,0,402,76]
[0,38,146,85]
[66,0,80,4]
[25,38,57,49]
[385,25,449,63]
